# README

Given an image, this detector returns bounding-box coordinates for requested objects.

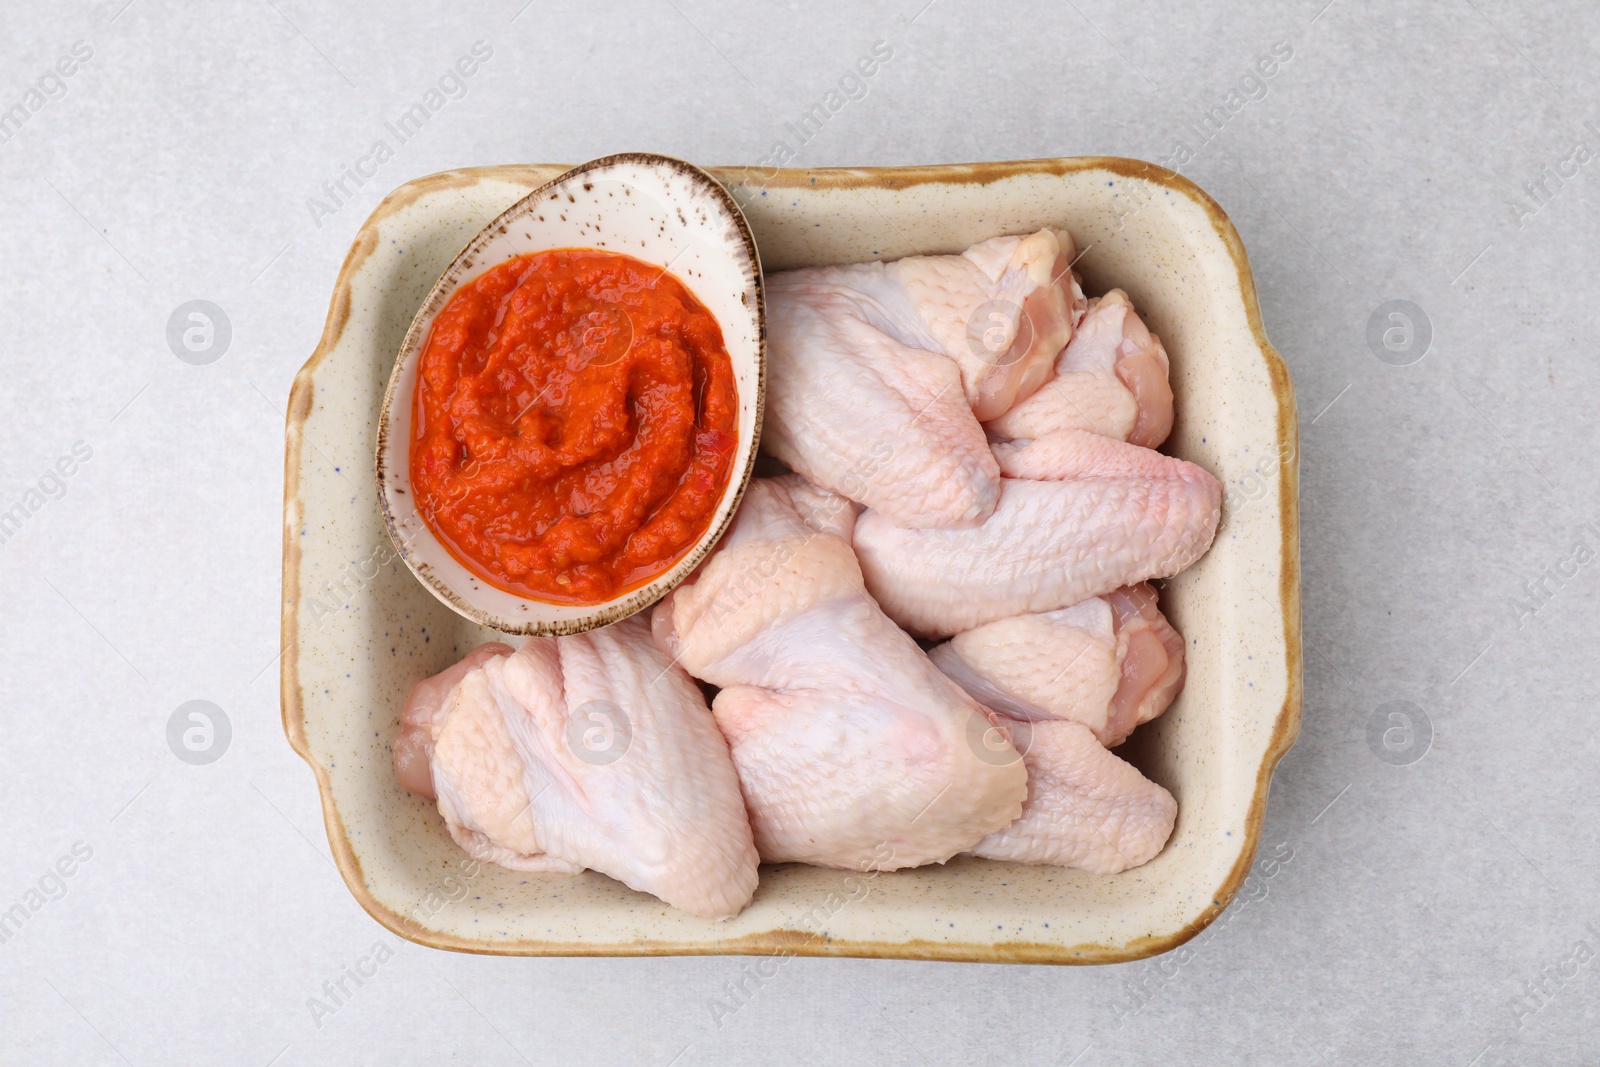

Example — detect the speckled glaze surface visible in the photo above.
[374,154,765,636]
[282,158,1301,963]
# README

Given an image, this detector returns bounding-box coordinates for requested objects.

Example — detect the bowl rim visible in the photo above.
[372,151,768,636]
[282,155,1302,964]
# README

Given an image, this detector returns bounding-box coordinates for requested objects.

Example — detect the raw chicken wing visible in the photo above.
[970,719,1176,873]
[854,431,1221,636]
[393,617,759,919]
[987,290,1174,448]
[763,278,1000,528]
[653,475,1027,870]
[760,229,1086,529]
[393,641,513,799]
[929,583,1185,746]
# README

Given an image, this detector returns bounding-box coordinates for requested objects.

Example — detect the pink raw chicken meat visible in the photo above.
[652,475,1027,871]
[854,430,1222,637]
[930,583,1185,747]
[986,289,1175,448]
[761,229,1086,529]
[392,617,759,919]
[969,718,1177,874]
[392,641,512,799]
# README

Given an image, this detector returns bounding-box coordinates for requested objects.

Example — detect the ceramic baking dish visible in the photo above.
[281,157,1301,963]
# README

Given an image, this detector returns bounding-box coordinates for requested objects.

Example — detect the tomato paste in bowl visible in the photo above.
[410,249,739,605]
[375,153,765,636]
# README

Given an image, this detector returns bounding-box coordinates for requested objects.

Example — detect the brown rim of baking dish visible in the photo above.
[281,157,1303,964]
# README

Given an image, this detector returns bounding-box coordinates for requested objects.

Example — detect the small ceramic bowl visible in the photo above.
[285,158,1300,964]
[374,153,765,636]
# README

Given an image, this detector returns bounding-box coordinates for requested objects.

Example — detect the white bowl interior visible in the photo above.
[286,159,1298,962]
[376,155,763,635]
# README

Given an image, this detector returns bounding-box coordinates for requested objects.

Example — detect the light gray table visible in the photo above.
[3,0,1596,1063]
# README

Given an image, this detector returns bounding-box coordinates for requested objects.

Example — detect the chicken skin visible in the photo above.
[986,289,1175,448]
[761,229,1086,529]
[652,475,1027,871]
[970,718,1176,874]
[854,431,1221,636]
[929,583,1185,747]
[393,617,759,919]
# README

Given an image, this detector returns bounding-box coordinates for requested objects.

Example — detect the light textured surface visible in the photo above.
[0,3,1595,1066]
